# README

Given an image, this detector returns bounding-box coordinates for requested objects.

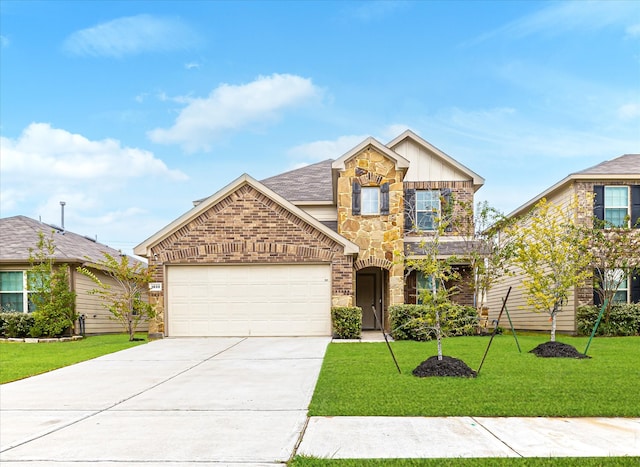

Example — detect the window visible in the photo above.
[604,186,629,227]
[416,190,440,231]
[416,271,439,303]
[606,269,629,304]
[0,271,35,313]
[361,187,380,215]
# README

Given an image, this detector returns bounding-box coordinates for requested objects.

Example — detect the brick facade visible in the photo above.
[145,184,354,334]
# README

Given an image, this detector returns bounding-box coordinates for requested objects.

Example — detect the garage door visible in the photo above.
[166,264,332,337]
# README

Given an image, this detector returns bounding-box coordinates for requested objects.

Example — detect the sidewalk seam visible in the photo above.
[471,416,523,458]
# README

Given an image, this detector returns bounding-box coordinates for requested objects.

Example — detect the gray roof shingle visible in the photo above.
[261,159,334,202]
[575,154,640,175]
[0,215,137,265]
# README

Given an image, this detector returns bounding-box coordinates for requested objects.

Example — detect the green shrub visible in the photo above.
[331,306,362,339]
[577,304,640,336]
[0,312,36,338]
[389,304,433,341]
[389,303,479,341]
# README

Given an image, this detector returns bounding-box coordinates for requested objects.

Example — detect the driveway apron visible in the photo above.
[0,337,330,465]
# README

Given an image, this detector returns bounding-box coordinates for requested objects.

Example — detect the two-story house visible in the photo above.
[486,154,640,334]
[134,130,484,337]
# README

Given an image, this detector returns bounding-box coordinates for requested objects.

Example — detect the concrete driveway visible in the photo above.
[0,337,330,466]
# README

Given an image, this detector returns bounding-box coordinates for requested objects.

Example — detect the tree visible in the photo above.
[401,190,463,360]
[507,197,593,342]
[28,231,77,337]
[458,200,514,313]
[77,252,155,341]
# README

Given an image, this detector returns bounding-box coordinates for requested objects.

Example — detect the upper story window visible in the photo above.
[352,180,389,216]
[416,190,440,231]
[604,186,629,227]
[594,185,640,229]
[361,187,380,215]
[0,271,35,313]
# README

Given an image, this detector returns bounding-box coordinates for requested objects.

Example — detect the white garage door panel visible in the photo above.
[167,264,332,337]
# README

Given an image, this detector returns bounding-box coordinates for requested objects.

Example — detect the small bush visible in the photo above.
[389,303,479,341]
[0,312,36,338]
[331,306,362,339]
[577,304,640,336]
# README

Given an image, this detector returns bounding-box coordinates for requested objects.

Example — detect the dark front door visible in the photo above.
[356,269,383,330]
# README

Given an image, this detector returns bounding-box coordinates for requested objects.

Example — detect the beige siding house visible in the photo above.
[135,129,485,337]
[0,216,148,335]
[486,154,640,334]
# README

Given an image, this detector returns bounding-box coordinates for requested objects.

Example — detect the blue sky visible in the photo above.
[1,0,639,255]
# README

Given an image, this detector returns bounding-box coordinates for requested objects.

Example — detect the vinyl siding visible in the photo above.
[73,268,149,335]
[393,139,470,183]
[486,184,579,334]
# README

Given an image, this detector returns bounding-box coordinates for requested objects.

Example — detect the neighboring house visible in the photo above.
[134,130,485,337]
[0,215,148,334]
[486,154,640,334]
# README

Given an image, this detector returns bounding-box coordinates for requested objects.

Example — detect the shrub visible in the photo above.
[331,306,362,339]
[577,304,640,336]
[389,304,433,341]
[389,303,479,341]
[0,312,36,338]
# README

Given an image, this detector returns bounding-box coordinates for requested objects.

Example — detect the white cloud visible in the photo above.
[1,123,187,181]
[618,103,640,120]
[627,23,640,38]
[185,62,201,70]
[62,14,198,58]
[469,1,640,44]
[287,134,367,166]
[0,35,9,48]
[148,74,322,152]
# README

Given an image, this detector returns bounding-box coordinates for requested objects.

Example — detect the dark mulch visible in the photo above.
[412,355,478,378]
[529,341,590,359]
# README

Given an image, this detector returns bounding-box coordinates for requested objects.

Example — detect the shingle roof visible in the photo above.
[574,154,640,175]
[0,215,136,265]
[261,159,334,202]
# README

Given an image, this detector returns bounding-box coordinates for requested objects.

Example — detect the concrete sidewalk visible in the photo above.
[297,416,640,459]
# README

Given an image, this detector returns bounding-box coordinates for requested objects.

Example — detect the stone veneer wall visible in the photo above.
[145,184,354,335]
[336,147,405,306]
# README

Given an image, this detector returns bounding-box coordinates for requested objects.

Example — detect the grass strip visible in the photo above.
[290,456,640,466]
[0,334,147,384]
[309,335,640,417]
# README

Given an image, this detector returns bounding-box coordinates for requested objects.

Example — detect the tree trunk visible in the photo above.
[550,312,557,342]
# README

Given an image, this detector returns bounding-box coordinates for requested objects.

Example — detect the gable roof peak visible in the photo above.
[331,136,410,171]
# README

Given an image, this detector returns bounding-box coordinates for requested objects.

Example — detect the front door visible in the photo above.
[356,268,383,330]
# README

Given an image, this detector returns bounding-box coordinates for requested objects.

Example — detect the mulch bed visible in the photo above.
[412,355,478,378]
[529,341,590,359]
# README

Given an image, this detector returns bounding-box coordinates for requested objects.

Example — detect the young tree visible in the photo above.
[401,190,463,360]
[28,231,77,337]
[458,200,514,313]
[77,252,155,341]
[507,197,593,342]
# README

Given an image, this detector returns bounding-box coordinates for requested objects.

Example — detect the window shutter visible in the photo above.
[441,188,452,232]
[352,180,361,215]
[404,189,415,232]
[380,183,390,215]
[631,270,640,304]
[593,270,602,307]
[593,185,604,228]
[630,185,640,229]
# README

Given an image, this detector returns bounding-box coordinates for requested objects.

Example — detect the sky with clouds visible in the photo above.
[1,0,639,255]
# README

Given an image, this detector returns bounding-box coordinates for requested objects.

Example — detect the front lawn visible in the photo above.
[309,335,640,417]
[0,334,147,384]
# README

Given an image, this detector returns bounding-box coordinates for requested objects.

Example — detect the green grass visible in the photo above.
[309,335,640,417]
[290,457,640,466]
[0,334,147,384]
